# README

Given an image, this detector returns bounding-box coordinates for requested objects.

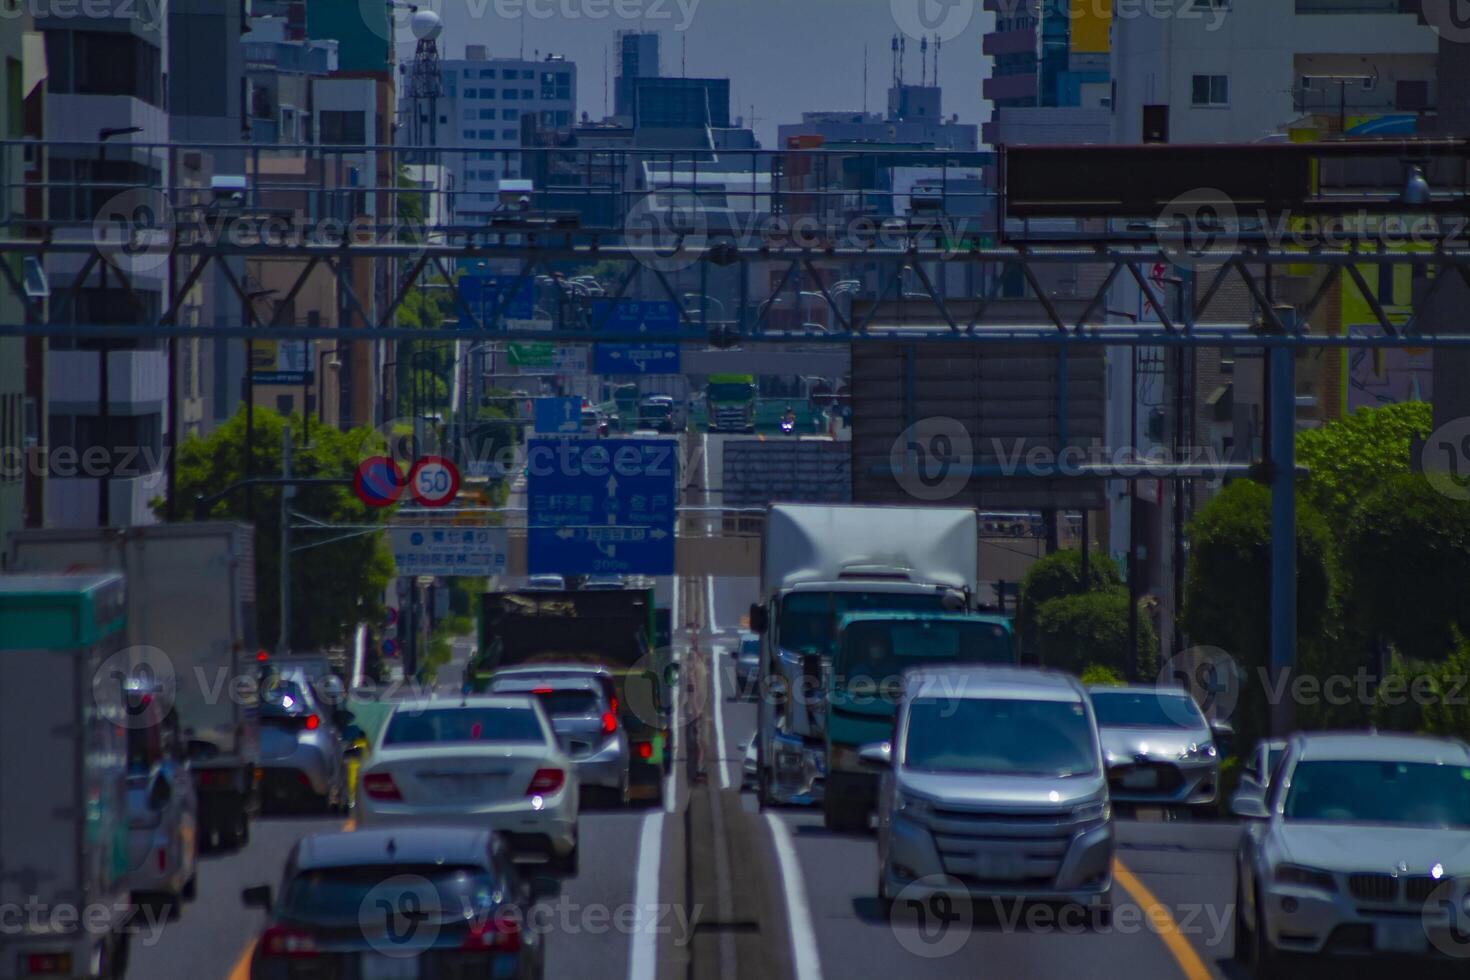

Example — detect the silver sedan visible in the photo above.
[1088,685,1224,814]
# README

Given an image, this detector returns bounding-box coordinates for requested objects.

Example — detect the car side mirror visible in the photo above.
[241,885,272,909]
[1230,790,1270,820]
[858,741,892,768]
[1210,719,1235,755]
[747,604,767,634]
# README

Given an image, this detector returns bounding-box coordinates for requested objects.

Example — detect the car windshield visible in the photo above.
[1283,760,1470,828]
[1089,691,1204,729]
[836,620,1012,689]
[707,382,754,401]
[778,591,955,656]
[282,864,498,923]
[904,697,1098,777]
[382,707,546,746]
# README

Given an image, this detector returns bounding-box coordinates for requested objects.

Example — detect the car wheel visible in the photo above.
[1251,880,1282,979]
[823,794,866,834]
[554,846,579,878]
[1233,875,1254,964]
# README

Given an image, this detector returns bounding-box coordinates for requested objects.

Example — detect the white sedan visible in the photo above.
[355,695,580,875]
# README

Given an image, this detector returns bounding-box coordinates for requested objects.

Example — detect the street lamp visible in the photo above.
[304,345,341,446]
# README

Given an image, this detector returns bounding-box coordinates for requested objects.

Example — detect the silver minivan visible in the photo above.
[869,666,1114,910]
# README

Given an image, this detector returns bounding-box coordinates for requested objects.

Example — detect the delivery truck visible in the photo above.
[8,524,261,851]
[0,574,133,980]
[747,504,980,810]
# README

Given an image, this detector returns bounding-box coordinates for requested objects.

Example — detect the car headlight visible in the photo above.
[1071,799,1112,825]
[1274,863,1337,893]
[897,793,934,819]
[1179,741,1218,761]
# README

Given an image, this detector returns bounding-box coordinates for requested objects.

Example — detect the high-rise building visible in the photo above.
[614,30,660,121]
[0,5,35,556]
[404,47,576,220]
[38,8,170,528]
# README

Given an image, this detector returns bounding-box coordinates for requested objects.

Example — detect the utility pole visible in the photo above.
[278,425,292,655]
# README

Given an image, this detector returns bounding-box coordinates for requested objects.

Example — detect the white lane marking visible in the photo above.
[628,811,666,980]
[712,631,730,789]
[764,813,825,980]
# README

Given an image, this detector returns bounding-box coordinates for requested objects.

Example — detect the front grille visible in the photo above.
[924,805,1077,884]
[1107,762,1184,795]
[1349,873,1398,903]
[1406,876,1449,903]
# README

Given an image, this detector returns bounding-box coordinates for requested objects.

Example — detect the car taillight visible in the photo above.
[259,925,319,958]
[526,768,564,795]
[636,741,653,759]
[601,711,618,735]
[609,695,618,713]
[303,714,320,731]
[363,772,402,800]
[460,916,522,952]
[24,953,71,974]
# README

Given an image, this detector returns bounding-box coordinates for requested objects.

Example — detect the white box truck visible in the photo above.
[0,574,133,980]
[8,524,261,851]
[748,504,979,808]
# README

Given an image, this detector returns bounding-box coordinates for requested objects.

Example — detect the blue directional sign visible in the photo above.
[592,300,681,375]
[527,438,677,575]
[458,274,535,328]
[534,396,583,435]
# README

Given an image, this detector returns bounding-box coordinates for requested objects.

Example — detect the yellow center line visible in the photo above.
[1111,857,1214,980]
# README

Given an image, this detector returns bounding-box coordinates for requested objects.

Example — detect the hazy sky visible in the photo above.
[395,0,993,146]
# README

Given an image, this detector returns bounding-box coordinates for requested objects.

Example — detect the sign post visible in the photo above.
[593,300,681,375]
[526,438,677,575]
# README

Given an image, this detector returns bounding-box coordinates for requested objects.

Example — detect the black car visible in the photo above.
[243,827,549,979]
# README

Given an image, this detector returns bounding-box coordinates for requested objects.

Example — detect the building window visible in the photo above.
[502,108,519,120]
[521,89,533,100]
[478,129,495,139]
[541,71,571,101]
[521,70,534,80]
[1191,74,1229,107]
[503,88,517,100]
[464,87,476,98]
[59,30,163,106]
[502,128,517,140]
[480,69,495,78]
[463,129,475,139]
[480,108,496,120]
[319,110,367,144]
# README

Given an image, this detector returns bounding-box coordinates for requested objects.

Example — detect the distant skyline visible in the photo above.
[394,0,993,147]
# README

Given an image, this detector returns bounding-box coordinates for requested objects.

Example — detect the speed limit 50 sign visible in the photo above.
[407,456,461,507]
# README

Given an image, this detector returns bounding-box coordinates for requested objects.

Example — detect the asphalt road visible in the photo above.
[127,430,1251,980]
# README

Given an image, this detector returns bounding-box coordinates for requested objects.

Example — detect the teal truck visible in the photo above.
[822,611,1015,833]
[0,575,133,980]
[706,372,756,432]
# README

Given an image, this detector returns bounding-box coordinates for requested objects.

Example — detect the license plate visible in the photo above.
[1376,922,1427,954]
[1121,769,1159,790]
[974,851,1027,880]
[361,954,421,980]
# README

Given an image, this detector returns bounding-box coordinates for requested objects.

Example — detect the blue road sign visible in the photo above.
[527,438,677,576]
[592,299,681,375]
[458,274,535,328]
[534,396,583,435]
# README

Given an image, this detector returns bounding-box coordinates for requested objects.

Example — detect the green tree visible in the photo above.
[1034,589,1158,679]
[1296,401,1433,528]
[1344,472,1470,662]
[164,408,395,651]
[1180,480,1336,747]
[1371,635,1470,740]
[1016,548,1122,659]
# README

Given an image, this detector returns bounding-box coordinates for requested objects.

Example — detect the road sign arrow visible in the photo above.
[650,528,668,540]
